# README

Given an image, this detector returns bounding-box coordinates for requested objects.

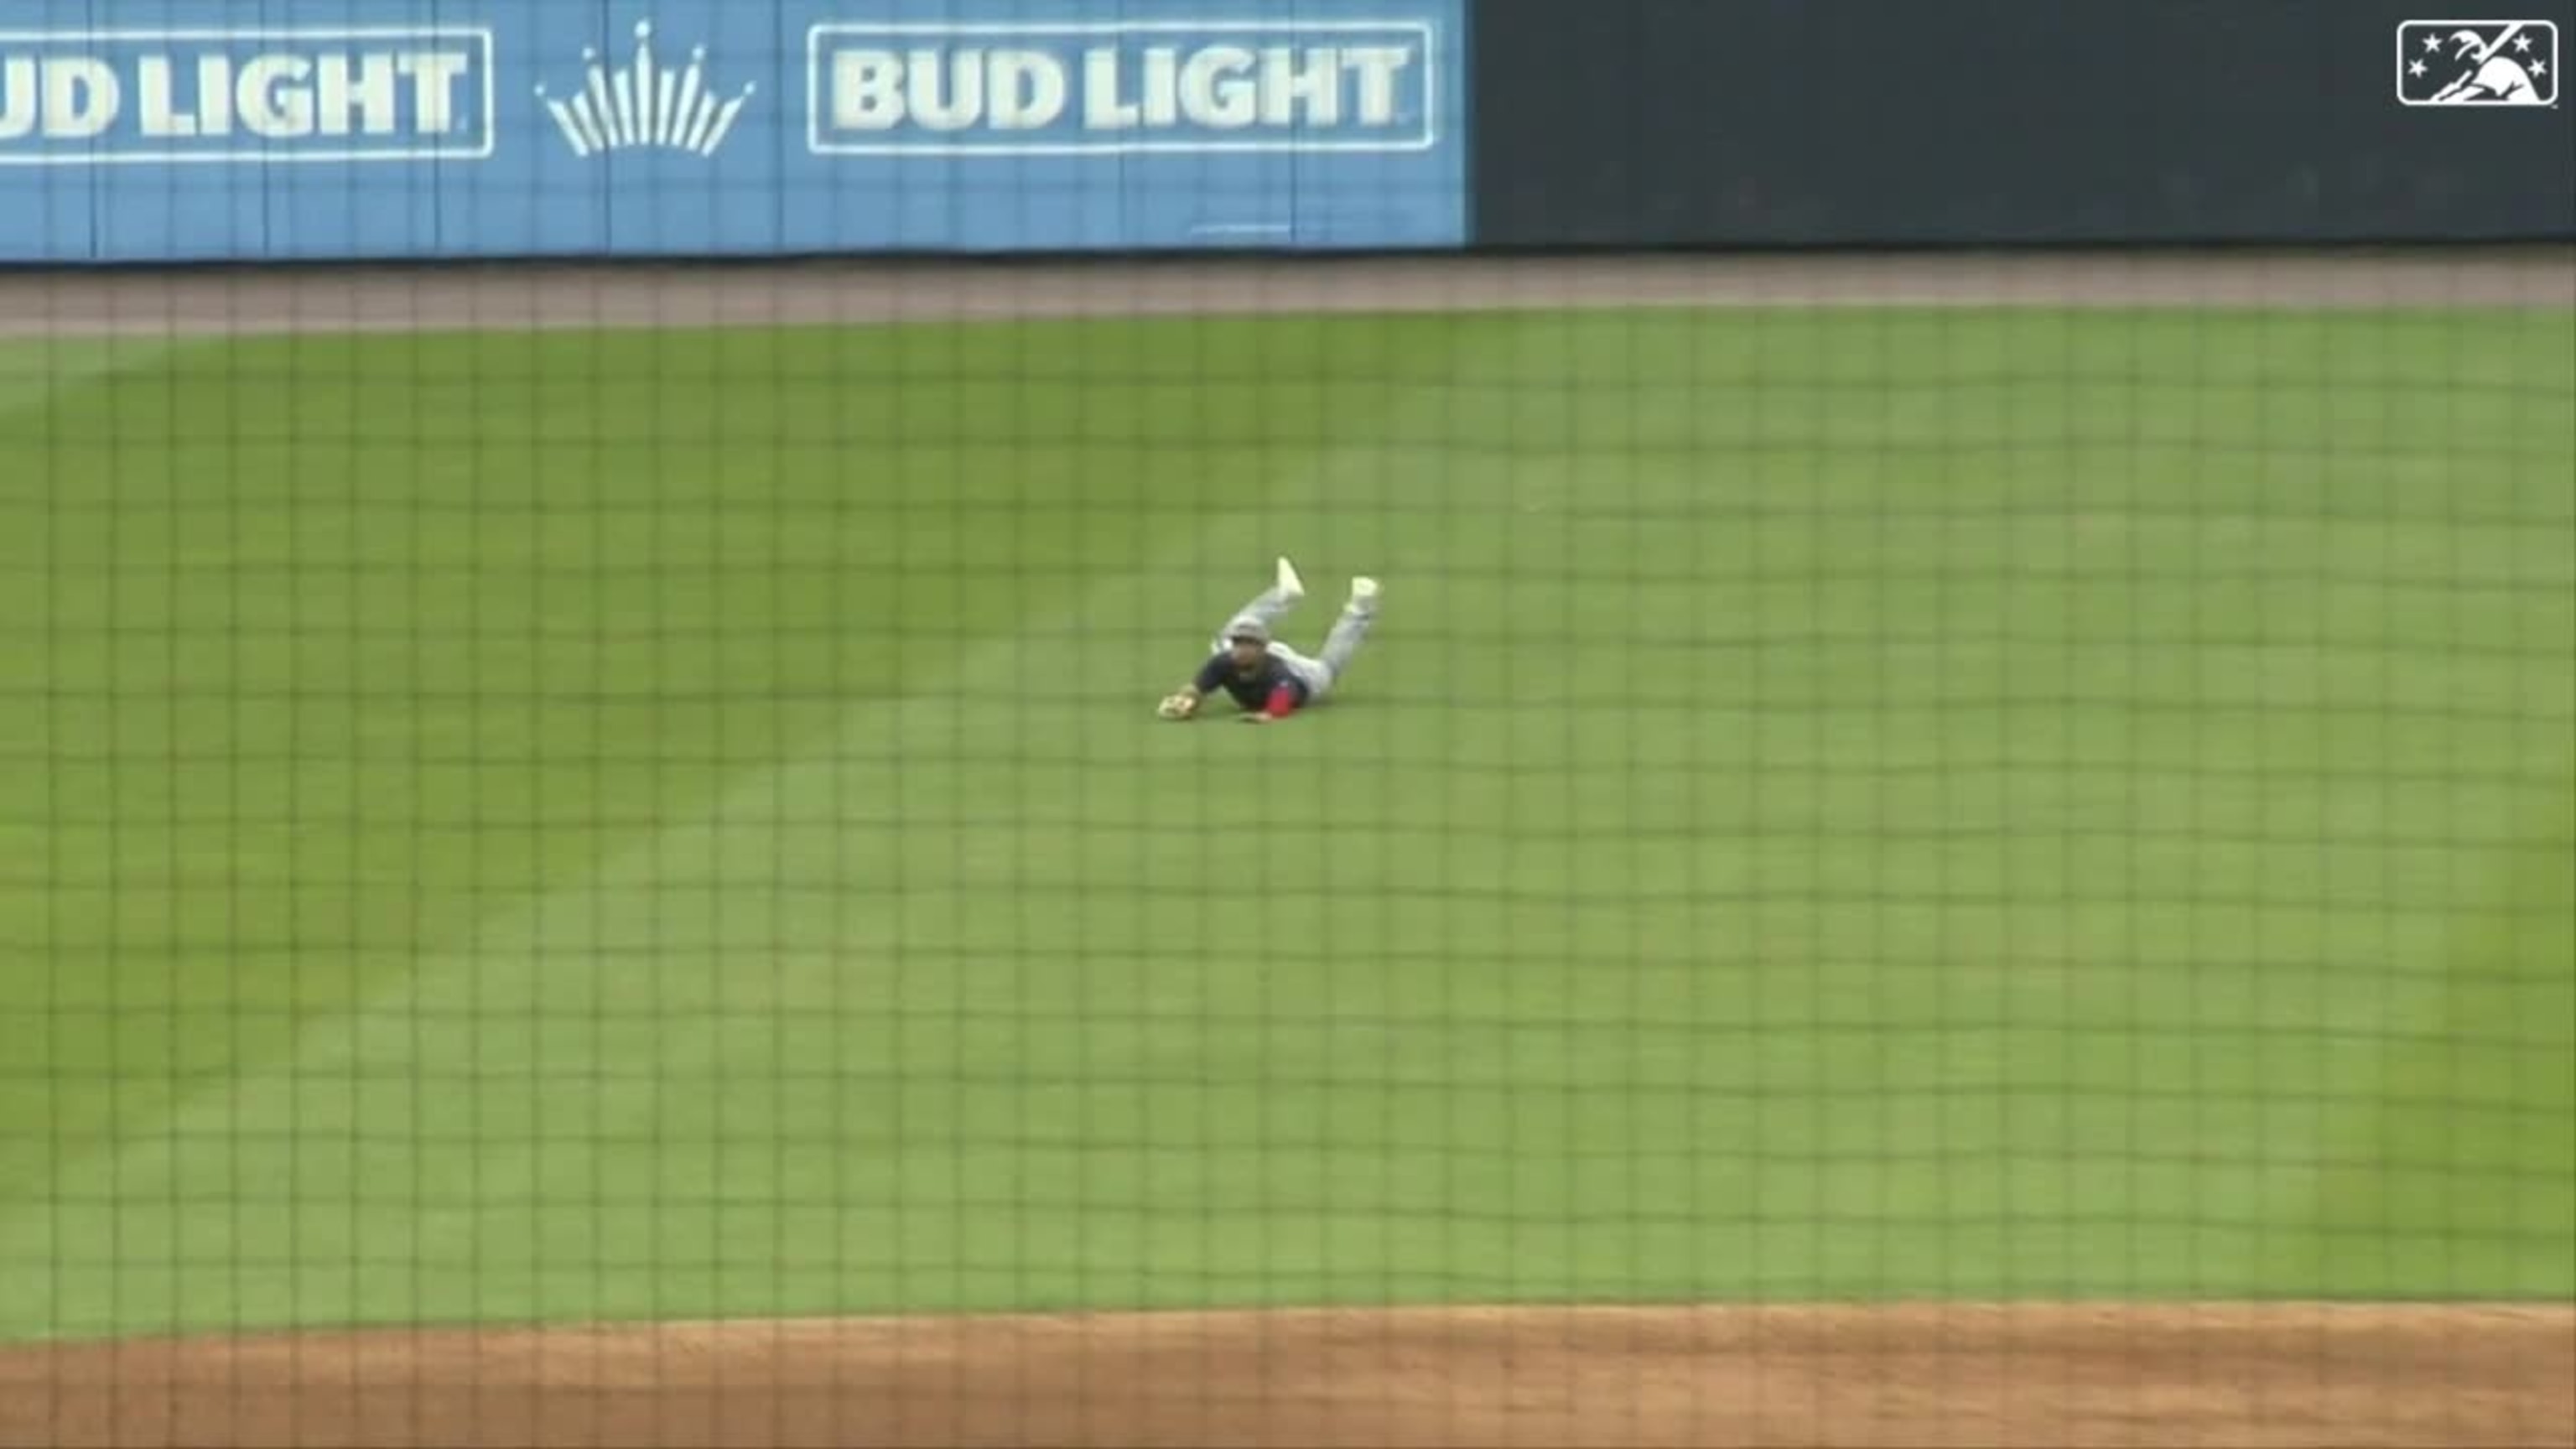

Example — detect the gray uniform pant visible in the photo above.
[1217,582,1378,702]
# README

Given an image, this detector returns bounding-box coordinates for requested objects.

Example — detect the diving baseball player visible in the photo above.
[1158,558,1380,725]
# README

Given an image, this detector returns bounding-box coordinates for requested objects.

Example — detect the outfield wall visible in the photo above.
[1472,0,2576,250]
[5,0,2570,266]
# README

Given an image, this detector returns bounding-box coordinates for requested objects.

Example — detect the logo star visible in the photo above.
[2534,58,2550,76]
[2511,33,2533,51]
[2422,32,2444,51]
[2408,56,2428,76]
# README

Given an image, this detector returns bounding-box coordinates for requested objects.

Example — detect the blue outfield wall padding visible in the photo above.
[0,0,1471,263]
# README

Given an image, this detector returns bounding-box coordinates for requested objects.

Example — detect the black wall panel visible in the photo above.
[1471,0,2576,247]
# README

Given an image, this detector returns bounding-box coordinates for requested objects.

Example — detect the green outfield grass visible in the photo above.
[1,306,2569,1341]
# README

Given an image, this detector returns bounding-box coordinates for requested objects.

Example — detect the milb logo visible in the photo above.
[807,20,1438,155]
[0,26,493,164]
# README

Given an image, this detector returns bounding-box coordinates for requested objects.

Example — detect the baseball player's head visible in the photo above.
[1225,621,1271,670]
[2451,29,2485,57]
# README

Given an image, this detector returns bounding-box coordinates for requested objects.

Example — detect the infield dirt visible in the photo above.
[2,1304,2569,1447]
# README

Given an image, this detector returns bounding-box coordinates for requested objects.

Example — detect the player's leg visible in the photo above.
[1212,555,1309,652]
[1314,576,1381,685]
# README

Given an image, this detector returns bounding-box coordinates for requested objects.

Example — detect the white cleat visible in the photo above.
[1275,556,1306,602]
[1348,576,1380,610]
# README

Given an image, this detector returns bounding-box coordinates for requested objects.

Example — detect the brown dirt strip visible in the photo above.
[0,248,2568,337]
[3,1303,2569,1448]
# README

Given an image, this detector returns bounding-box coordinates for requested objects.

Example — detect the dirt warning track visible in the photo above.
[0,247,2568,338]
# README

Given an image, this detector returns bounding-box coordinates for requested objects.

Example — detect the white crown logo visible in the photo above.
[538,20,754,158]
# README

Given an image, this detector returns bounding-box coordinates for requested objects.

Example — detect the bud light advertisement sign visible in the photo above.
[0,28,494,164]
[808,20,1439,155]
[0,0,1467,263]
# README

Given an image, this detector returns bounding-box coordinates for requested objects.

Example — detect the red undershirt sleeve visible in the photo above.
[1263,685,1299,719]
